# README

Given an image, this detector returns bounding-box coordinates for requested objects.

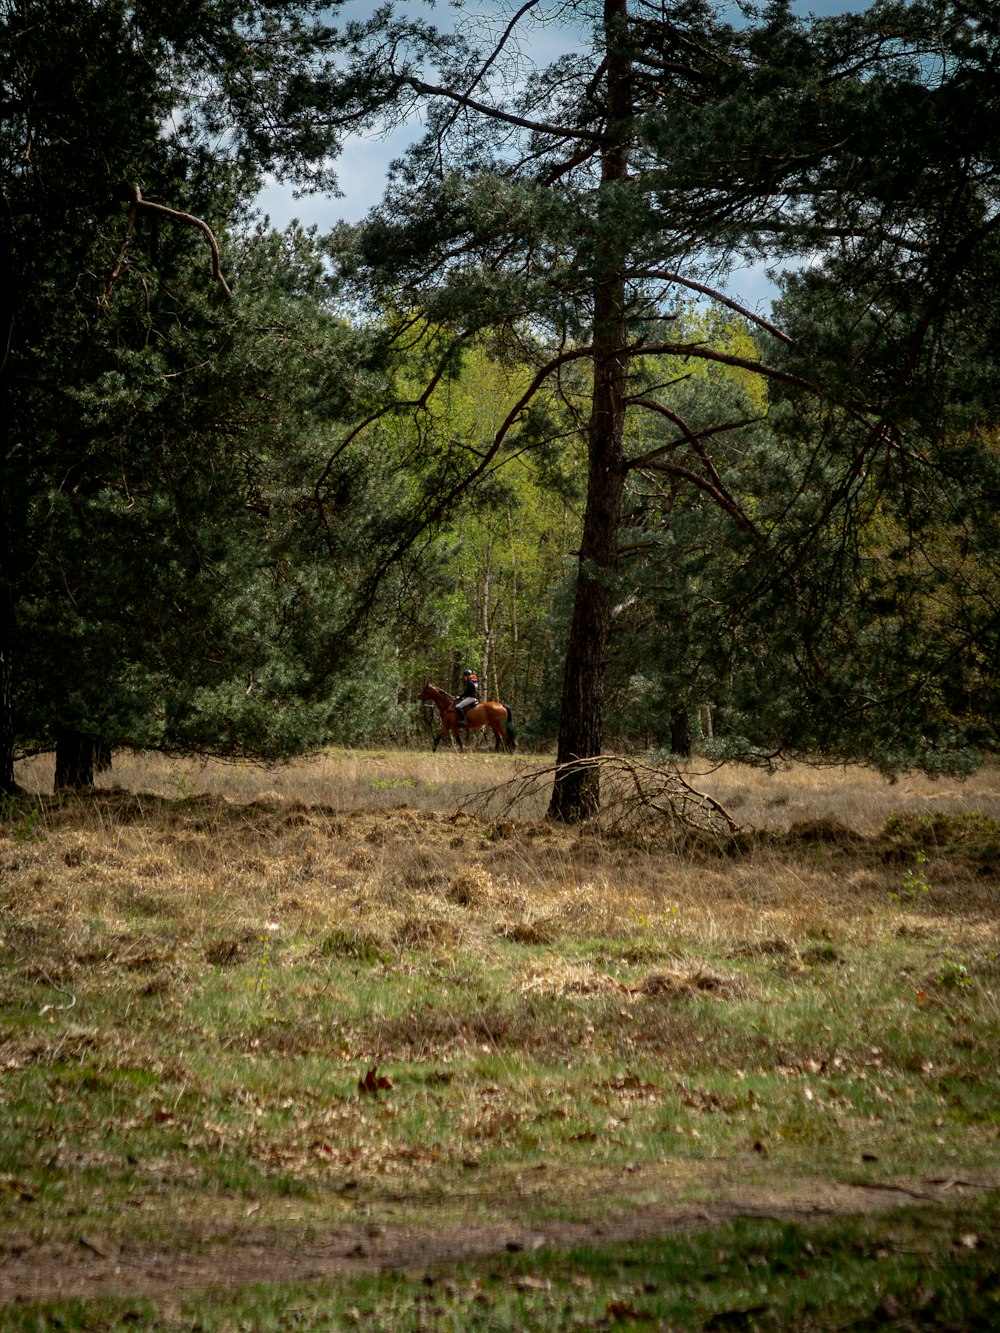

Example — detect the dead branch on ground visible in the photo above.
[460,755,742,839]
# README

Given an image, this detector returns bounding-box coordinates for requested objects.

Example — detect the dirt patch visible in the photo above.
[3,1168,997,1308]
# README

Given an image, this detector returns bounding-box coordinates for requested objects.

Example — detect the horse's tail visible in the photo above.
[504,706,517,750]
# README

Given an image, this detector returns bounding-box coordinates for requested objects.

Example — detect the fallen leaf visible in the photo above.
[958,1232,981,1249]
[357,1065,393,1095]
[514,1275,550,1291]
[78,1235,112,1259]
[605,1299,655,1321]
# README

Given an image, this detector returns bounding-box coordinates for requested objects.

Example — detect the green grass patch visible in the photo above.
[1,771,998,1315]
[5,1195,998,1330]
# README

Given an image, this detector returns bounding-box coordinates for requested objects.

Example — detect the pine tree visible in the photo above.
[0,0,383,790]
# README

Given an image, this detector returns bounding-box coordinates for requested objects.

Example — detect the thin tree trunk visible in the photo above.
[0,483,13,793]
[0,612,14,795]
[505,502,519,712]
[549,0,632,822]
[0,259,18,795]
[481,539,492,700]
[670,706,692,758]
[701,703,714,741]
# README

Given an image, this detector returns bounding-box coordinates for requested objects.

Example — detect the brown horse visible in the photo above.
[418,682,517,753]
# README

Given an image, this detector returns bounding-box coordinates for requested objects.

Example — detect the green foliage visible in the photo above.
[311,0,992,784]
[0,796,43,845]
[0,0,420,783]
[6,0,1000,785]
[605,310,1000,768]
[8,222,388,762]
[936,953,974,990]
[891,851,932,903]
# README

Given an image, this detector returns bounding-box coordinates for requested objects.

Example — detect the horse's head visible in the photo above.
[416,682,435,703]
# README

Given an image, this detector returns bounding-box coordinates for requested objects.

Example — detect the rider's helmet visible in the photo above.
[463,669,474,678]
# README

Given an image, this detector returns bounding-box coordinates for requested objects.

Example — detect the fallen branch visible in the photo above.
[460,754,741,839]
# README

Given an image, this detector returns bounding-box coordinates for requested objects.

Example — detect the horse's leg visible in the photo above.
[485,710,508,752]
[448,711,469,753]
[503,706,516,753]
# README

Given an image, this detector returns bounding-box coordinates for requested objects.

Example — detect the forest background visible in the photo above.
[4,0,1000,816]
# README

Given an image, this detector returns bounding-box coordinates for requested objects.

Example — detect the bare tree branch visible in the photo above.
[640,267,795,345]
[129,185,232,299]
[401,76,602,145]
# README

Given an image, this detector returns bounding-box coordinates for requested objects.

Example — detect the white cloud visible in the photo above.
[719,261,781,316]
[255,120,417,230]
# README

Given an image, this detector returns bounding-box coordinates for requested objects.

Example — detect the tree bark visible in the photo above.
[548,0,632,822]
[0,221,18,796]
[54,728,96,791]
[0,610,14,795]
[0,475,14,794]
[670,706,692,758]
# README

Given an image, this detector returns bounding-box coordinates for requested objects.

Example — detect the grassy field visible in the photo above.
[1,748,998,1329]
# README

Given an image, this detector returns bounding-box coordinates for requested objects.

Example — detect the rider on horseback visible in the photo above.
[454,669,479,726]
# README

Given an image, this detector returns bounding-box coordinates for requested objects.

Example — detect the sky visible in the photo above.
[255,0,876,312]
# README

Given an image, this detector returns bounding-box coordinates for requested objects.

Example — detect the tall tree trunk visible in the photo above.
[0,597,14,796]
[670,706,692,758]
[0,221,18,796]
[54,728,96,792]
[0,475,14,794]
[548,0,632,822]
[505,502,519,712]
[480,538,492,700]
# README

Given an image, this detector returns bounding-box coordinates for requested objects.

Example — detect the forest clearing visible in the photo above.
[1,750,997,1328]
[6,0,1000,1323]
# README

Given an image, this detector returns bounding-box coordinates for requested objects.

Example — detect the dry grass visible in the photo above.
[20,742,1000,828]
[2,746,998,1278]
[695,756,1000,834]
[8,748,1000,996]
[16,746,527,814]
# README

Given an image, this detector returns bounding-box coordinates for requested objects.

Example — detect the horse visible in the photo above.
[417,682,517,753]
